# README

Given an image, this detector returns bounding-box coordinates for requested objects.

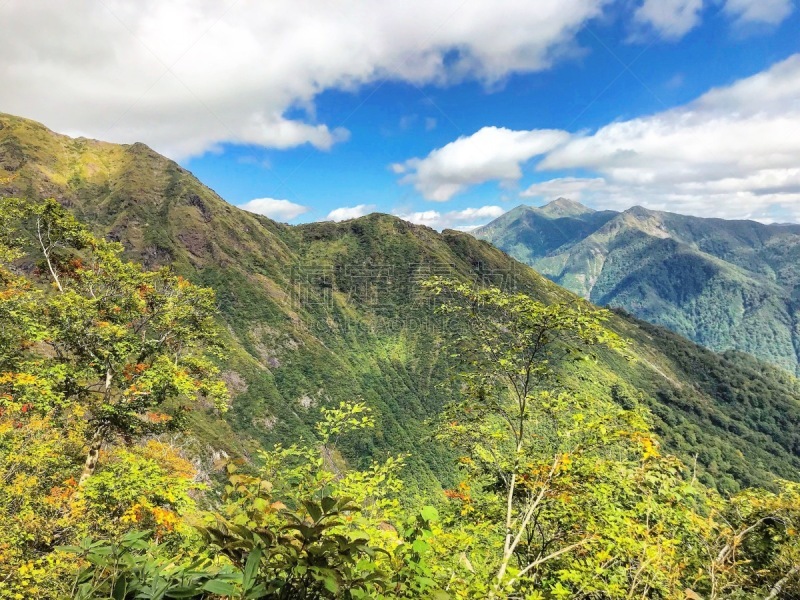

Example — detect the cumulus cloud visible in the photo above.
[393,127,570,201]
[522,177,607,200]
[724,0,794,25]
[393,205,505,230]
[633,0,704,39]
[400,54,800,221]
[326,204,376,221]
[631,0,793,39]
[536,53,800,219]
[238,198,309,221]
[0,0,610,159]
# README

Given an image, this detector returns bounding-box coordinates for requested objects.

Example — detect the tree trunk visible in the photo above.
[78,426,105,487]
[765,565,799,600]
[37,217,63,293]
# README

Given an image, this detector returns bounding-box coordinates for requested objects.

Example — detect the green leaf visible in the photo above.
[111,576,128,600]
[202,580,238,596]
[245,583,269,599]
[242,547,262,591]
[302,500,323,522]
[411,539,430,554]
[321,496,337,514]
[322,576,340,594]
[420,505,439,523]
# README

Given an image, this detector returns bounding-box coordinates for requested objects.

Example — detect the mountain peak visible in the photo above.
[537,197,594,217]
[623,205,655,218]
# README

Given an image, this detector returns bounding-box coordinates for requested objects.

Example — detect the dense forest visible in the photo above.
[1,197,799,599]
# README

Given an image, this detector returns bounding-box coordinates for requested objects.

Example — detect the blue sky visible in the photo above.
[2,0,799,228]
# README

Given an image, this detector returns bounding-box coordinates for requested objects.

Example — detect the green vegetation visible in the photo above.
[474,199,800,375]
[2,114,800,596]
[1,208,798,598]
[1,111,799,493]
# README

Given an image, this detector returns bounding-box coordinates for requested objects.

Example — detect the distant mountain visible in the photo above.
[2,112,799,492]
[474,199,800,374]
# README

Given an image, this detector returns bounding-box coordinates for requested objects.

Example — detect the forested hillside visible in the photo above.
[2,113,800,598]
[2,203,799,598]
[1,112,799,492]
[474,199,800,375]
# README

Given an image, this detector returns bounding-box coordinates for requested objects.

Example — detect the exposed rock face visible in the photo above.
[222,370,249,397]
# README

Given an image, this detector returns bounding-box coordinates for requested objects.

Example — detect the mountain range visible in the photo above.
[474,198,800,375]
[2,112,799,493]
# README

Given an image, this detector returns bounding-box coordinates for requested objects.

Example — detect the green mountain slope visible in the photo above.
[2,112,799,493]
[475,200,800,374]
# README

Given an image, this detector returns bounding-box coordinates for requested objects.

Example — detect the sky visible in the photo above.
[1,0,799,229]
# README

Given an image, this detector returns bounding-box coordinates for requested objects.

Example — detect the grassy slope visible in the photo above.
[2,113,799,493]
[475,202,800,375]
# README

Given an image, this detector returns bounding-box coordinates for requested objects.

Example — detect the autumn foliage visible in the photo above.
[0,199,798,598]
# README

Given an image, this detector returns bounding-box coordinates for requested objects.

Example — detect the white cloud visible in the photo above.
[326,204,376,221]
[0,0,610,159]
[724,0,794,25]
[400,54,800,221]
[522,177,607,200]
[533,53,800,220]
[630,0,793,39]
[390,163,408,175]
[634,0,704,39]
[450,206,507,220]
[237,198,309,221]
[393,127,570,201]
[394,205,505,230]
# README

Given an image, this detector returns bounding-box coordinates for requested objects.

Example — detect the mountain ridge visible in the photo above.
[2,111,799,492]
[475,199,800,374]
